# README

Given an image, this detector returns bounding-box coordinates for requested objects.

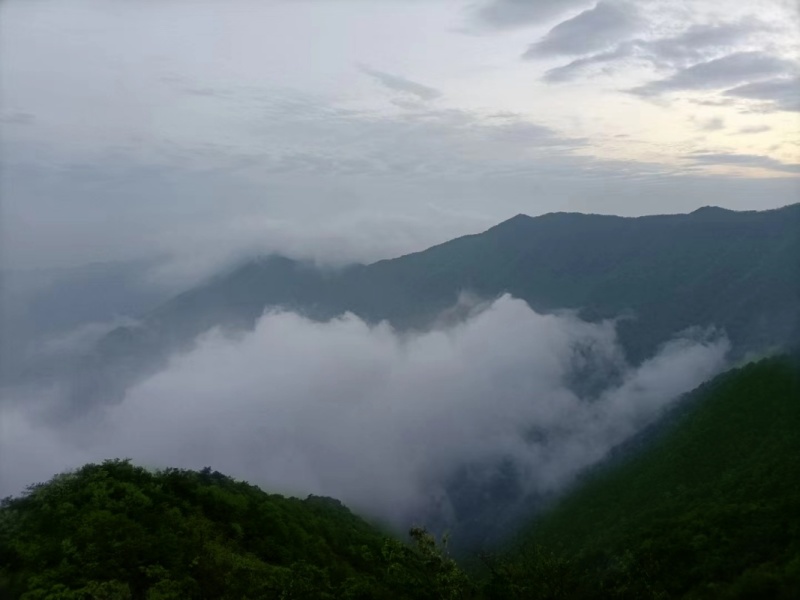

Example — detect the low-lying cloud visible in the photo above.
[0,295,729,531]
[144,208,497,289]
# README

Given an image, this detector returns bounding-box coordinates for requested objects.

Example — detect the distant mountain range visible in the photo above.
[70,203,800,410]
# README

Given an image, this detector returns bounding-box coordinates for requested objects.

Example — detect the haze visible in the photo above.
[0,296,729,528]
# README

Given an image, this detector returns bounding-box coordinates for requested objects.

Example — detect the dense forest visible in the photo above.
[2,354,798,599]
[0,461,470,599]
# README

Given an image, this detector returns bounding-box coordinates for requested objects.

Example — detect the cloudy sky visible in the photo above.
[1,0,798,275]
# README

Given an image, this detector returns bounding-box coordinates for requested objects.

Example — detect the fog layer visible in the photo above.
[0,295,728,527]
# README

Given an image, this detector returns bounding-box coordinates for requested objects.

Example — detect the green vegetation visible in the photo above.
[487,355,800,599]
[0,461,472,599]
[4,355,799,599]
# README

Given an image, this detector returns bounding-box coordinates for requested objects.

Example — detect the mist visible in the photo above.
[0,294,728,530]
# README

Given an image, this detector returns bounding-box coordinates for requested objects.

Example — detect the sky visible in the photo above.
[1,0,799,277]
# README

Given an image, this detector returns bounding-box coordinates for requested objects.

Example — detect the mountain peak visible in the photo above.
[505,213,534,224]
[690,206,733,216]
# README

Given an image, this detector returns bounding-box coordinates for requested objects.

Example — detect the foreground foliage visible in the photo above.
[0,461,475,599]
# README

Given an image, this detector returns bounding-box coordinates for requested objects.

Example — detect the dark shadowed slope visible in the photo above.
[72,203,799,407]
[487,354,800,599]
[335,204,798,360]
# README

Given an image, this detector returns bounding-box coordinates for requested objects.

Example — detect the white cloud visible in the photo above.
[0,295,729,528]
[144,208,498,288]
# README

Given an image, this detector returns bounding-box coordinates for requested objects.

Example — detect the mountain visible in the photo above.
[487,353,800,599]
[0,259,168,385]
[0,259,165,340]
[70,203,800,409]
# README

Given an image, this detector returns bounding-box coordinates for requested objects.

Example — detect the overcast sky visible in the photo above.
[1,0,798,274]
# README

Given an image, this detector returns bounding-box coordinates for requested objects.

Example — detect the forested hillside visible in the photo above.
[0,461,470,599]
[487,354,800,599]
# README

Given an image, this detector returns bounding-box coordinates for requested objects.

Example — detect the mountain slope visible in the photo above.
[320,205,798,366]
[0,460,469,600]
[72,203,799,408]
[488,354,800,599]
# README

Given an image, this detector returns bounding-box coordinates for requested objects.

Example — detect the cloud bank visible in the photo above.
[0,295,729,530]
[524,2,640,58]
[474,0,592,30]
[630,51,796,96]
[725,76,800,112]
[542,20,770,83]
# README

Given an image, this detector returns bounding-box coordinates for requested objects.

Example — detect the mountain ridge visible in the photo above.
[66,203,799,411]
